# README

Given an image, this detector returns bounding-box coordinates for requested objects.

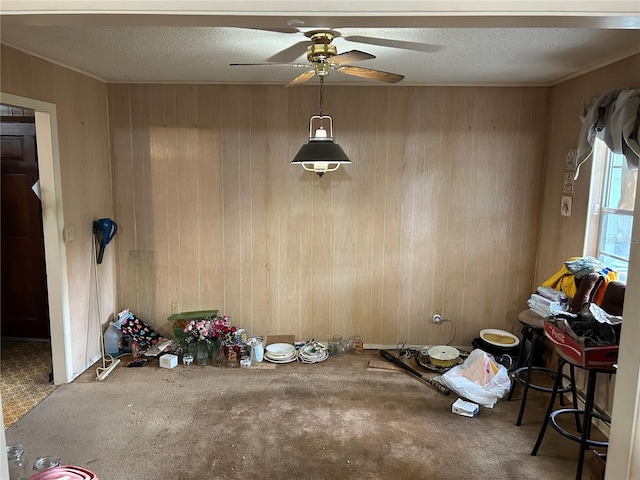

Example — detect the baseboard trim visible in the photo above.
[367,344,472,351]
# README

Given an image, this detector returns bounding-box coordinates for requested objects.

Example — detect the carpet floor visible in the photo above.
[5,350,603,479]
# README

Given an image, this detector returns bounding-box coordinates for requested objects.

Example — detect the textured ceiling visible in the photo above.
[1,15,640,86]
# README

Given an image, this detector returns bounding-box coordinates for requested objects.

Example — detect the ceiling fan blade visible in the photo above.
[245,27,301,34]
[229,62,307,68]
[343,35,444,53]
[330,50,376,65]
[336,66,404,84]
[285,70,316,88]
[266,41,309,63]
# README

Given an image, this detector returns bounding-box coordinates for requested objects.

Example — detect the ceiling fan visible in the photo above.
[230,29,405,87]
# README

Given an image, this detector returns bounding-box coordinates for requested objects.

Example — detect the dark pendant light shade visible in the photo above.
[291,115,352,177]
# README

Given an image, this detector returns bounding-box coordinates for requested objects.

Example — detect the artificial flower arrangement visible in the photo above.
[182,315,236,348]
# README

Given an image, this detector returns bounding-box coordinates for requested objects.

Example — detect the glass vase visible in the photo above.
[225,343,239,367]
[196,341,208,366]
[209,341,223,367]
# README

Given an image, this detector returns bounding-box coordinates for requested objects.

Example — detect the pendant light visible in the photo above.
[291,76,351,177]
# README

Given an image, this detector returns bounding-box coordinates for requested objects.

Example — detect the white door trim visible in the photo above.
[1,92,71,385]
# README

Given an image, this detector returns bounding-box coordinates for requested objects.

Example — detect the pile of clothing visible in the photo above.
[527,286,569,317]
[526,256,622,318]
[539,256,618,312]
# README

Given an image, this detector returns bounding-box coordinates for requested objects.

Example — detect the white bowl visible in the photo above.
[266,343,295,356]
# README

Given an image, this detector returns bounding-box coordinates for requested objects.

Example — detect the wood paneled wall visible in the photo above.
[108,83,549,345]
[1,45,116,377]
[537,53,640,414]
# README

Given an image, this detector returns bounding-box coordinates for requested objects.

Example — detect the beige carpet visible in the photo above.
[5,351,601,479]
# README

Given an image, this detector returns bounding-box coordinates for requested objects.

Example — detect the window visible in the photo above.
[586,138,637,282]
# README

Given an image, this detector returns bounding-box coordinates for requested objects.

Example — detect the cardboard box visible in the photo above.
[159,353,178,369]
[544,321,618,369]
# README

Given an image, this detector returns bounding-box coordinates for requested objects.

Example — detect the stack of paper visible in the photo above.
[527,288,569,318]
[537,286,568,304]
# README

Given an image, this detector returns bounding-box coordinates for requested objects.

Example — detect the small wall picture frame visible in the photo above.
[563,172,574,194]
[565,149,577,171]
[561,195,573,217]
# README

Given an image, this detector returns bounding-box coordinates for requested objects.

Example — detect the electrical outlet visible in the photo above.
[63,225,75,242]
[432,312,443,324]
[171,303,180,315]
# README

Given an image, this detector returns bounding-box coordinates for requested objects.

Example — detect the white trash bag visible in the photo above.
[435,349,511,408]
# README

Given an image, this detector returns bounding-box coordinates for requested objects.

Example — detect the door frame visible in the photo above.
[0,92,71,385]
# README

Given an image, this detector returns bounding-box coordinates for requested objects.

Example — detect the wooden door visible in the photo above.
[1,119,50,339]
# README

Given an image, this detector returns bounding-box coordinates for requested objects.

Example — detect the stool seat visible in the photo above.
[507,310,577,426]
[517,309,547,329]
[531,346,616,480]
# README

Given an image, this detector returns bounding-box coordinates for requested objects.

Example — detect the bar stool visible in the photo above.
[507,310,578,426]
[531,347,616,480]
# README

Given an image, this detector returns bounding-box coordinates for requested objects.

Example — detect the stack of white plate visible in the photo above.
[297,341,329,364]
[264,343,297,363]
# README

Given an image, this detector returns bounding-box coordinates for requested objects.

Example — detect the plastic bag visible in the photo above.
[435,349,511,408]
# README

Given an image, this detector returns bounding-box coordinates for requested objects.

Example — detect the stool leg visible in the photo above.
[575,369,598,480]
[507,368,517,401]
[569,364,581,434]
[507,325,529,402]
[558,365,566,406]
[531,358,565,456]
[514,324,529,370]
[507,377,516,401]
[515,329,539,426]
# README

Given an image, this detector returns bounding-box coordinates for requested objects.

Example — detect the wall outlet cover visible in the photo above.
[63,226,74,242]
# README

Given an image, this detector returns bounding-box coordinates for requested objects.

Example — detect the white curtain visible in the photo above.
[575,88,640,180]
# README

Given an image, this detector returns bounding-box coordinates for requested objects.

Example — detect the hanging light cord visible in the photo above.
[319,76,324,117]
